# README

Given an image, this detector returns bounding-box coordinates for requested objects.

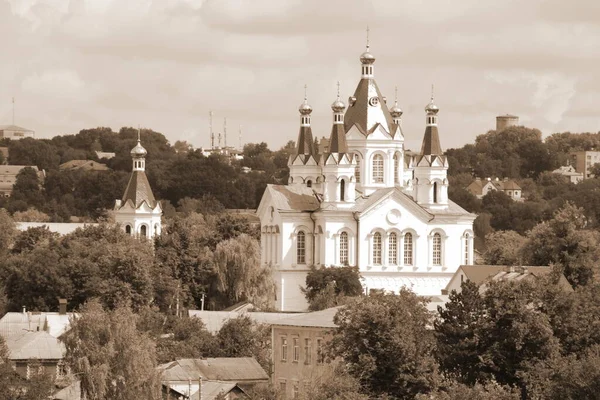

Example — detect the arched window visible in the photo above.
[464,233,470,264]
[355,154,361,183]
[403,233,413,265]
[372,232,382,265]
[339,232,349,265]
[125,225,132,235]
[389,232,397,265]
[433,182,438,203]
[340,179,345,202]
[372,154,384,183]
[433,233,442,266]
[140,225,147,238]
[306,180,312,188]
[393,153,399,184]
[297,231,306,264]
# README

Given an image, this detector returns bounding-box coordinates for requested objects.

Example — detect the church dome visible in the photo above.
[425,99,439,115]
[131,141,147,157]
[331,98,346,112]
[298,100,313,115]
[360,51,376,65]
[390,104,403,118]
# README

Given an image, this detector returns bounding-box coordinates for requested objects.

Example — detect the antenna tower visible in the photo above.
[209,111,214,149]
[224,117,227,148]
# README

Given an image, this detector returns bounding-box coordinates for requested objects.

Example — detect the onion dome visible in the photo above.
[298,98,312,115]
[390,103,403,118]
[131,140,147,157]
[425,98,439,115]
[331,98,346,112]
[360,50,376,65]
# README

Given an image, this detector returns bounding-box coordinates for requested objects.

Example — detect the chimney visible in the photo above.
[22,306,26,314]
[59,299,67,315]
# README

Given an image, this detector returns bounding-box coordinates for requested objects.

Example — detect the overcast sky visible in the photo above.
[2,0,599,152]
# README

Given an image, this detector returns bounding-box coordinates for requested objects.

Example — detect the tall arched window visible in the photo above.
[372,154,384,183]
[464,233,470,264]
[393,153,399,184]
[355,154,361,183]
[388,233,397,265]
[297,231,306,264]
[340,179,345,202]
[403,233,413,265]
[125,225,132,235]
[140,225,147,238]
[339,232,349,265]
[433,233,442,266]
[372,232,382,265]
[433,182,438,203]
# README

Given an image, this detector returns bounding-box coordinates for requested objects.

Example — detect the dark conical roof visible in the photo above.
[344,78,394,135]
[328,124,348,153]
[296,126,315,155]
[420,125,443,156]
[121,171,157,208]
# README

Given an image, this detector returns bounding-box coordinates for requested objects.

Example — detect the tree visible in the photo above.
[329,291,438,399]
[217,316,271,372]
[213,234,274,310]
[12,207,51,222]
[0,209,16,257]
[434,281,486,385]
[62,300,162,400]
[418,381,519,400]
[301,362,371,400]
[482,231,525,265]
[10,167,42,209]
[154,316,219,364]
[304,266,363,311]
[521,202,600,287]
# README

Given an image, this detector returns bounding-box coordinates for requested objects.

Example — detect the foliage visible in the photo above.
[216,316,271,373]
[62,300,161,400]
[418,381,520,400]
[330,291,438,399]
[301,362,371,400]
[12,207,51,222]
[154,316,219,364]
[482,230,525,265]
[304,265,363,311]
[0,208,17,257]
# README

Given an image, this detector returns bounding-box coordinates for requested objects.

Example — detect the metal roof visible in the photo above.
[344,78,394,135]
[5,331,65,360]
[273,307,340,328]
[296,126,315,156]
[188,310,297,333]
[420,125,443,155]
[190,381,240,400]
[265,185,320,212]
[120,170,157,208]
[328,124,348,153]
[159,358,268,383]
[0,312,74,338]
[0,125,33,131]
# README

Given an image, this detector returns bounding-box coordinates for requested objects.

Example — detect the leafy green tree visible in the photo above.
[12,207,51,222]
[301,363,371,400]
[418,381,519,400]
[11,225,59,254]
[0,209,16,257]
[8,137,61,170]
[483,231,525,265]
[329,291,438,399]
[154,316,219,364]
[217,316,271,372]
[10,167,43,209]
[434,281,486,385]
[62,300,162,400]
[213,234,274,310]
[304,266,363,311]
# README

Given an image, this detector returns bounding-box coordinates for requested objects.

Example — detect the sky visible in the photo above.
[1,0,599,152]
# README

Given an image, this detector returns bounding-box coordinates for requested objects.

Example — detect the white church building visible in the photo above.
[257,45,476,311]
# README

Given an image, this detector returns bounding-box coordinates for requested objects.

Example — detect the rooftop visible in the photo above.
[159,357,268,383]
[273,306,340,328]
[5,331,65,360]
[0,311,74,338]
[188,310,296,333]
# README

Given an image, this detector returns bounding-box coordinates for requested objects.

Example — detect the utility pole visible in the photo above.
[209,111,214,149]
[223,117,227,148]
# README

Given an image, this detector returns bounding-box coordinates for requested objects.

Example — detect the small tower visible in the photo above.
[320,83,356,205]
[389,86,403,126]
[288,86,320,189]
[114,129,162,239]
[414,88,449,208]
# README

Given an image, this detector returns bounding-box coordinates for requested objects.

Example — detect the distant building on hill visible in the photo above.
[200,146,244,161]
[552,165,583,184]
[466,177,522,201]
[0,165,45,197]
[0,124,35,140]
[496,114,519,132]
[94,151,115,160]
[570,150,600,179]
[59,160,109,171]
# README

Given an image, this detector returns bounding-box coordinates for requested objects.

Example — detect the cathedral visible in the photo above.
[257,45,476,311]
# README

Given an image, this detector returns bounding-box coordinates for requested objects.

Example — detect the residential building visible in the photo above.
[0,124,35,140]
[59,160,109,171]
[552,165,583,184]
[257,44,476,311]
[0,300,74,338]
[188,310,297,334]
[113,131,162,239]
[4,331,67,380]
[466,177,522,201]
[0,165,45,197]
[570,150,600,179]
[271,307,339,399]
[95,151,116,160]
[443,265,573,295]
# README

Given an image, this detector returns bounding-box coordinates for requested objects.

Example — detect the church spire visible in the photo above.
[389,86,403,125]
[360,27,375,78]
[131,126,147,171]
[296,85,315,155]
[329,82,348,153]
[421,86,443,155]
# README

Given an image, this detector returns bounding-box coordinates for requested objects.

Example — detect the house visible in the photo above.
[59,160,109,171]
[553,165,584,183]
[0,165,45,197]
[570,150,600,179]
[257,44,476,311]
[271,307,339,399]
[95,151,115,160]
[0,301,74,339]
[0,124,35,140]
[159,358,268,399]
[443,265,573,295]
[164,380,247,400]
[4,331,67,380]
[466,177,522,201]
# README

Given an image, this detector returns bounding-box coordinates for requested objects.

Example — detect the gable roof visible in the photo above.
[159,358,268,383]
[190,381,242,400]
[273,307,340,328]
[0,311,74,338]
[0,125,33,132]
[120,170,157,209]
[5,331,65,360]
[264,184,320,212]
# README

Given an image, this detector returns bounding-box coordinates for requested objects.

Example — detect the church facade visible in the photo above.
[257,46,475,311]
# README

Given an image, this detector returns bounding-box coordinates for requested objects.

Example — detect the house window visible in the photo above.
[394,153,399,184]
[340,232,349,265]
[125,225,132,235]
[304,338,312,364]
[403,233,413,265]
[433,233,442,266]
[297,231,306,264]
[293,338,300,362]
[372,232,382,264]
[281,337,288,361]
[373,154,384,183]
[389,232,397,265]
[292,381,299,399]
[464,233,470,265]
[279,380,287,393]
[355,154,361,183]
[316,338,324,364]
